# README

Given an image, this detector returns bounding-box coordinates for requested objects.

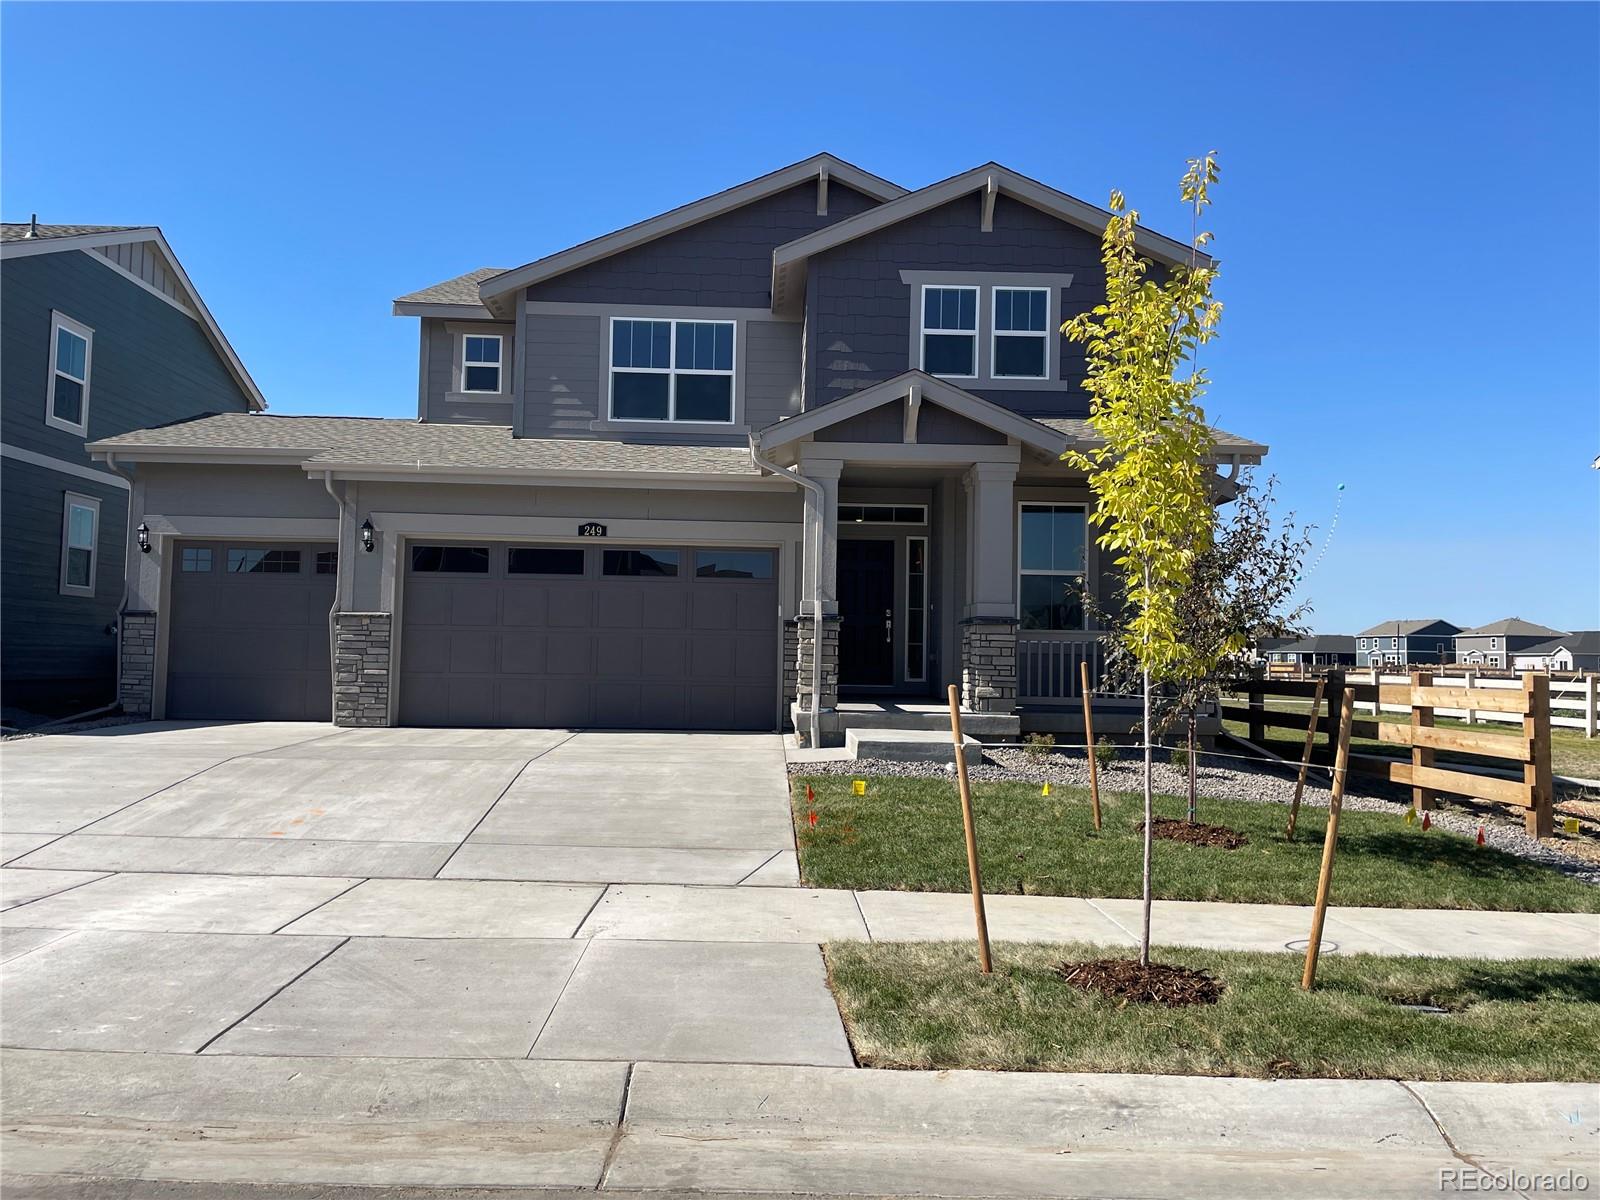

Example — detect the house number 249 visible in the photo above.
[578,523,607,537]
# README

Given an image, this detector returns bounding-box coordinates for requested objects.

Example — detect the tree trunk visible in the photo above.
[1186,712,1198,823]
[1141,665,1153,967]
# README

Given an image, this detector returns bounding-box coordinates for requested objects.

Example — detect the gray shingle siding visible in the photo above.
[525,182,879,309]
[806,192,1104,416]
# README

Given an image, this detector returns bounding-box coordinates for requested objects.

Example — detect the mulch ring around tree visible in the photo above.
[1138,817,1250,850]
[1055,959,1224,1007]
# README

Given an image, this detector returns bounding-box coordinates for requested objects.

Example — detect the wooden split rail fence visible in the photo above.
[1221,671,1554,837]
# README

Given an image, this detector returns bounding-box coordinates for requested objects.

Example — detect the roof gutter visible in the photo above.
[749,433,826,748]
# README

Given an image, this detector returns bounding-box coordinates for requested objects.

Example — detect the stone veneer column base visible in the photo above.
[793,614,840,742]
[960,619,1018,713]
[119,611,157,718]
[334,612,393,727]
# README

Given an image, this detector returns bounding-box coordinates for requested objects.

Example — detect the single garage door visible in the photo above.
[399,542,778,729]
[165,540,336,721]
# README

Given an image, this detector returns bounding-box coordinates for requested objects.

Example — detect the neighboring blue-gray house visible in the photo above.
[1,221,263,721]
[1452,618,1566,669]
[87,156,1266,742]
[1355,619,1460,667]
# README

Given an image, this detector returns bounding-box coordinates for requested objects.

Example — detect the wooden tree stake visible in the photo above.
[1080,660,1102,830]
[1302,685,1355,991]
[1285,676,1327,840]
[947,684,992,974]
[1524,672,1553,838]
[1411,670,1437,813]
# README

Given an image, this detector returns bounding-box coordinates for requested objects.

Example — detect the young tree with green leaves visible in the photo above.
[1063,153,1223,967]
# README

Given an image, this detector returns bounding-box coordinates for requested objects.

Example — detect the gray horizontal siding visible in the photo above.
[0,456,126,697]
[742,320,802,428]
[1,250,253,467]
[806,193,1106,417]
[420,317,516,425]
[526,182,879,309]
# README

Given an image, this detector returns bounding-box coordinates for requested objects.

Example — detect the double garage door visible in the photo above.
[398,542,779,730]
[165,541,335,721]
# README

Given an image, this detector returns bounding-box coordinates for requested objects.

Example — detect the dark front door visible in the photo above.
[838,538,894,686]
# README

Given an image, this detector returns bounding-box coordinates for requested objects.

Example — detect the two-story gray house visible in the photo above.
[1452,618,1566,669]
[1355,619,1460,668]
[87,156,1265,743]
[1,222,263,721]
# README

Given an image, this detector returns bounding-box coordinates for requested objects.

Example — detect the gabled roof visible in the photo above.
[1277,635,1357,655]
[393,267,508,316]
[1515,631,1600,658]
[1456,618,1566,638]
[769,162,1203,316]
[1,224,266,411]
[475,153,906,319]
[1357,619,1461,637]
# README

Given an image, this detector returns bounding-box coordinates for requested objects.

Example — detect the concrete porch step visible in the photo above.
[833,702,1020,738]
[845,727,980,766]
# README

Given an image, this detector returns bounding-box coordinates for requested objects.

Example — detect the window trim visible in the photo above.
[607,317,737,424]
[918,284,979,380]
[46,311,94,435]
[990,286,1051,380]
[459,333,503,394]
[59,491,100,597]
[1016,502,1088,632]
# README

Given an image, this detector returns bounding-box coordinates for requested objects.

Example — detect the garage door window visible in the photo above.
[694,550,773,579]
[228,549,300,574]
[603,549,679,577]
[181,547,213,573]
[411,545,489,573]
[508,547,585,575]
[316,550,338,575]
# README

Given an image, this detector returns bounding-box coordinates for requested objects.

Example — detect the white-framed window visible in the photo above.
[1491,637,1500,650]
[46,312,93,435]
[920,285,978,378]
[992,287,1050,379]
[461,334,502,393]
[609,318,735,423]
[1359,638,1368,649]
[1017,503,1087,631]
[1391,637,1399,649]
[905,535,927,682]
[59,492,99,597]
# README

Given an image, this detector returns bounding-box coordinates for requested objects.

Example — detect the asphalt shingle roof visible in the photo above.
[89,413,762,476]
[1357,619,1461,637]
[394,268,508,307]
[1277,635,1356,655]
[1035,417,1266,456]
[1456,618,1567,638]
[1517,631,1600,657]
[0,223,141,243]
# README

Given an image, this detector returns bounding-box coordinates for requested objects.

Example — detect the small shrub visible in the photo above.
[1168,745,1188,771]
[1024,732,1056,762]
[1093,739,1118,772]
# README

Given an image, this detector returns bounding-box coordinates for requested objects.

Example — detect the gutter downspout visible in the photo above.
[321,471,346,707]
[749,434,826,749]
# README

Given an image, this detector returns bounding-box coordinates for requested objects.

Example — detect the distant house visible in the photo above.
[1355,619,1460,667]
[1453,618,1567,669]
[1254,636,1297,664]
[1512,631,1600,673]
[1266,635,1356,668]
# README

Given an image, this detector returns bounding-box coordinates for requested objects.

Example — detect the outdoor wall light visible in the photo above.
[360,518,375,553]
[136,522,151,553]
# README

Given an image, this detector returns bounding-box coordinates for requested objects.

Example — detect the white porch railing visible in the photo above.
[1017,633,1106,703]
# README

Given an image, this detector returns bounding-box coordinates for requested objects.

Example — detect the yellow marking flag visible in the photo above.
[1403,808,1417,827]
[852,780,866,796]
[1565,817,1581,834]
[1041,783,1052,797]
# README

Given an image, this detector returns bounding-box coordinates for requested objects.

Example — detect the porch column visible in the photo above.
[961,462,1018,713]
[794,458,842,743]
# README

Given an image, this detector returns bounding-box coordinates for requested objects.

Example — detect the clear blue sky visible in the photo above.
[4,2,1596,634]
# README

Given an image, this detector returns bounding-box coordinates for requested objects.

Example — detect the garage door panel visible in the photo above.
[400,543,776,730]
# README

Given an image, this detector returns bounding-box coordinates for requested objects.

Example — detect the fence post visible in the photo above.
[1368,666,1381,716]
[1524,673,1553,838]
[1411,670,1437,813]
[1462,668,1478,726]
[1585,674,1598,740]
[1248,664,1265,746]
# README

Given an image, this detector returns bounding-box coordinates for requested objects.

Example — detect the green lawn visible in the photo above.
[826,940,1600,1080]
[791,776,1600,912]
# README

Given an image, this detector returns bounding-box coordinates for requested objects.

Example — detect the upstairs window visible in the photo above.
[461,334,502,393]
[610,318,734,423]
[920,286,977,378]
[992,287,1049,378]
[1018,504,1086,631]
[47,312,93,434]
[59,493,99,596]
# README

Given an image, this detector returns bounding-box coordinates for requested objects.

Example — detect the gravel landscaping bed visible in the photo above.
[790,746,1600,886]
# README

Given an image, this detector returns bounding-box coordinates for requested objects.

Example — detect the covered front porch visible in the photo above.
[756,371,1116,747]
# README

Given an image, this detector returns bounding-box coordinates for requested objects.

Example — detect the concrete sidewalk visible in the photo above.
[3,1049,1593,1197]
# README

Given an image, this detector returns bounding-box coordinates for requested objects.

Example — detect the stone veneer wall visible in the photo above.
[334,612,392,727]
[119,611,157,717]
[960,619,1017,713]
[782,620,800,729]
[793,614,840,735]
